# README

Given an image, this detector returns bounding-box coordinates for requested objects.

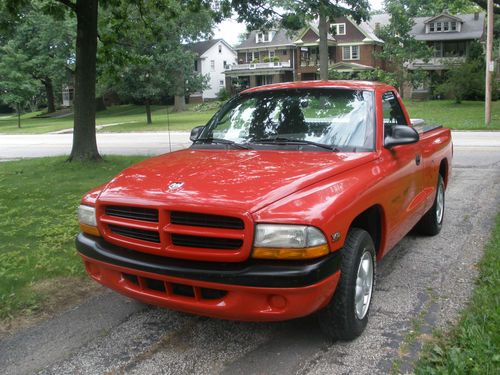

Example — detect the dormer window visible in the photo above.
[427,19,461,33]
[256,31,272,43]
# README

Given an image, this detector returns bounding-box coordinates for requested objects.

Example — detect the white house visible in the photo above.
[188,39,236,102]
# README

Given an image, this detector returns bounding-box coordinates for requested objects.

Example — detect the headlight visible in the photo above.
[252,224,328,260]
[78,205,100,236]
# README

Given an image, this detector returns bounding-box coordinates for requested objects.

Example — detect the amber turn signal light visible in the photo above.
[80,223,101,237]
[252,244,329,260]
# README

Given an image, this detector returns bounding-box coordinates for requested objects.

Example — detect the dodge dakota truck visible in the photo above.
[76,81,452,340]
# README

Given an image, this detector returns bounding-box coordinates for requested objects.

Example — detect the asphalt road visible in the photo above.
[0,131,500,160]
[1,147,499,375]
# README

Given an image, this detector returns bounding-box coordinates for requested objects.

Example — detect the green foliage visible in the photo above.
[0,156,146,319]
[216,88,230,101]
[415,212,500,375]
[328,67,398,87]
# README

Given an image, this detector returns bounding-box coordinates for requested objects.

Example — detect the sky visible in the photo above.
[213,0,385,46]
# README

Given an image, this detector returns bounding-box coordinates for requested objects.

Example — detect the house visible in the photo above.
[224,17,384,93]
[187,39,236,102]
[369,12,486,98]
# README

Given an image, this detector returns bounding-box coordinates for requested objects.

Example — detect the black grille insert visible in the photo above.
[105,206,158,222]
[109,224,160,243]
[170,211,244,230]
[171,234,243,250]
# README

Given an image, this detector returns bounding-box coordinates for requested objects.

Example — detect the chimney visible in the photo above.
[474,12,479,20]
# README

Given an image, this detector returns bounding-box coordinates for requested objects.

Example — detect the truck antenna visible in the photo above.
[166,104,172,153]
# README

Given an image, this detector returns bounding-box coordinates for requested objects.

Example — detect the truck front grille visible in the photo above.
[170,211,244,229]
[105,206,158,222]
[99,205,251,261]
[171,234,243,250]
[109,224,160,243]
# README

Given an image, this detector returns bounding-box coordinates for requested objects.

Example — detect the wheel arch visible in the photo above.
[439,158,449,188]
[348,205,386,259]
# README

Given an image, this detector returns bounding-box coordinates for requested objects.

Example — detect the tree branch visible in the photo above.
[470,0,500,14]
[55,0,76,12]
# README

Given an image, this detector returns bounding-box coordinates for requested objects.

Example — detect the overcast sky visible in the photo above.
[213,0,385,46]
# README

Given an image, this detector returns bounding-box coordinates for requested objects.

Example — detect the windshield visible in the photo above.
[199,88,375,151]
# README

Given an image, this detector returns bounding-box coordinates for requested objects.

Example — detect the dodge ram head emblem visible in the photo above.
[168,182,184,191]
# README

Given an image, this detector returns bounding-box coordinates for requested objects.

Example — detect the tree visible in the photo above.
[0,44,39,127]
[229,0,371,80]
[376,0,434,93]
[0,7,75,113]
[98,2,213,120]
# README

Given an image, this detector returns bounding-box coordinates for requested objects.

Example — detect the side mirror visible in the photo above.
[190,125,205,142]
[384,125,419,149]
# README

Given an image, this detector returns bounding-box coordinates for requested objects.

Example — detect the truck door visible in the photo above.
[379,91,424,249]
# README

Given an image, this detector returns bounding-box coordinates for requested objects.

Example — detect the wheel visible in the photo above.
[318,228,375,341]
[416,174,445,236]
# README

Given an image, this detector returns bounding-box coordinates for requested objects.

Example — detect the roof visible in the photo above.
[329,62,375,72]
[187,39,234,56]
[368,13,485,41]
[241,80,393,94]
[236,30,296,50]
[355,19,384,43]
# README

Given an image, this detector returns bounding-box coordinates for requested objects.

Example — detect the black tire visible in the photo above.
[416,174,445,236]
[318,228,376,341]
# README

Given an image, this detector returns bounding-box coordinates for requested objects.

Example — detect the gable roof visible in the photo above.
[187,39,235,57]
[423,12,463,24]
[368,13,485,41]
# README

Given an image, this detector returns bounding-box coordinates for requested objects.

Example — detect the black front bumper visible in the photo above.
[76,233,342,288]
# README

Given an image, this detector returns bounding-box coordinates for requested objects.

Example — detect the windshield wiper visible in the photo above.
[193,137,251,150]
[251,137,340,151]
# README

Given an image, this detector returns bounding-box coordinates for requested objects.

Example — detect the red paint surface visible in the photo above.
[78,81,453,320]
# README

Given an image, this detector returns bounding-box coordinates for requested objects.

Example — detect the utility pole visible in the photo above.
[485,0,494,127]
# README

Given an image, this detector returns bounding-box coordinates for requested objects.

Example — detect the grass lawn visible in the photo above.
[0,104,215,134]
[414,212,500,374]
[0,156,146,321]
[404,100,500,130]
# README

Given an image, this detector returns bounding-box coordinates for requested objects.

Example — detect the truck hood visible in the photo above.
[98,149,376,213]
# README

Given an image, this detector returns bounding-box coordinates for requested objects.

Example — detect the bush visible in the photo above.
[216,88,230,102]
[263,57,270,63]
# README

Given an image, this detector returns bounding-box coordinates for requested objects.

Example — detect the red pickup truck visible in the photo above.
[76,81,452,340]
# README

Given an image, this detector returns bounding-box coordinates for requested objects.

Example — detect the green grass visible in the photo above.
[0,156,146,319]
[414,212,500,375]
[0,104,216,134]
[404,100,500,130]
[1,99,498,134]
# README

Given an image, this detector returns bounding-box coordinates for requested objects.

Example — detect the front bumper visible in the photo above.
[76,233,342,321]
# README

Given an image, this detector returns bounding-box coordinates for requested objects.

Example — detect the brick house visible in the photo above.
[225,17,384,93]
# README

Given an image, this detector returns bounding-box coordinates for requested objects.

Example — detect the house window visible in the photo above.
[433,42,443,57]
[223,60,227,69]
[220,80,224,86]
[331,23,346,35]
[436,22,442,32]
[450,21,457,31]
[269,50,275,58]
[429,23,435,32]
[218,44,222,53]
[443,22,449,31]
[282,49,287,55]
[210,60,215,70]
[194,60,198,72]
[256,32,270,43]
[343,45,360,60]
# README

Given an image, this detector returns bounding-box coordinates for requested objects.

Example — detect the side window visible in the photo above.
[382,91,407,136]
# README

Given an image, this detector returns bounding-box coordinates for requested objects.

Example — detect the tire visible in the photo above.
[416,174,445,236]
[318,228,376,341]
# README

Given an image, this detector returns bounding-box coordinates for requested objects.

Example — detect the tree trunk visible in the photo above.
[16,103,21,128]
[68,0,101,161]
[318,10,329,81]
[173,69,186,112]
[173,95,186,112]
[145,100,152,124]
[44,77,56,113]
